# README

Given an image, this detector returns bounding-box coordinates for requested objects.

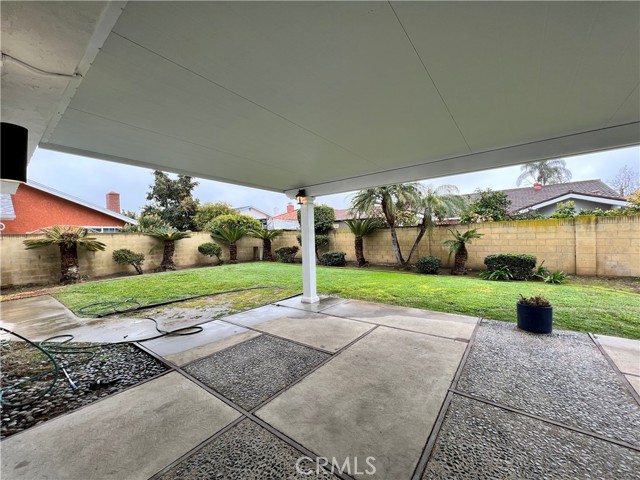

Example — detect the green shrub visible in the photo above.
[543,271,569,284]
[550,201,576,218]
[535,260,550,279]
[415,256,441,274]
[275,246,299,263]
[484,254,536,280]
[112,248,145,275]
[208,214,261,233]
[319,251,346,267]
[198,242,223,265]
[479,266,514,281]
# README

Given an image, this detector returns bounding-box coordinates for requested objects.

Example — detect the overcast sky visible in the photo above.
[28,145,639,216]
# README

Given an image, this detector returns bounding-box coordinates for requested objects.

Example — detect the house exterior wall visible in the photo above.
[536,199,624,217]
[1,216,638,286]
[1,184,127,234]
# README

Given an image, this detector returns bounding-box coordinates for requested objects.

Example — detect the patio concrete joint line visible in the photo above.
[410,317,482,480]
[449,389,640,453]
[589,333,640,406]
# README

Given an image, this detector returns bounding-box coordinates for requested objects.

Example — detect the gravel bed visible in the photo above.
[423,394,640,479]
[1,341,168,438]
[457,320,640,446]
[159,419,338,479]
[183,335,330,410]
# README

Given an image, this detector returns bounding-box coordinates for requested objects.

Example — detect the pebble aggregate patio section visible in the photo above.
[157,419,338,480]
[183,334,330,410]
[423,395,640,479]
[457,320,640,446]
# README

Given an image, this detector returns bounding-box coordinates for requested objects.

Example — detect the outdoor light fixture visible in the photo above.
[296,189,306,205]
[1,122,28,193]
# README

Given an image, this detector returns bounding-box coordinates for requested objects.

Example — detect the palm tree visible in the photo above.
[249,228,283,261]
[406,184,464,261]
[344,218,380,266]
[211,225,247,263]
[23,226,106,284]
[144,227,191,271]
[351,183,422,267]
[443,228,483,275]
[516,160,572,186]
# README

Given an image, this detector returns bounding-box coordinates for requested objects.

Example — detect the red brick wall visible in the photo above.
[2,184,126,234]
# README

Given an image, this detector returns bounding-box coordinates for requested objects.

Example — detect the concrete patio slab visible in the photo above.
[184,335,330,410]
[595,334,640,377]
[0,295,83,339]
[0,372,240,480]
[424,395,640,479]
[458,321,640,447]
[140,319,259,365]
[322,299,477,340]
[158,419,338,479]
[257,326,466,480]
[275,295,349,313]
[627,375,640,397]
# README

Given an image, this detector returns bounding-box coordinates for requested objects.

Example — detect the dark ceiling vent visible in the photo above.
[1,122,28,184]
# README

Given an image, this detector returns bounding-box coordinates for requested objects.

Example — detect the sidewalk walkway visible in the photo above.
[1,296,638,479]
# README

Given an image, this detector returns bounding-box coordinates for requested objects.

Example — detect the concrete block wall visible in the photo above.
[1,216,638,286]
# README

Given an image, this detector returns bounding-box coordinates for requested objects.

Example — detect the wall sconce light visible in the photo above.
[296,189,306,205]
[1,122,28,194]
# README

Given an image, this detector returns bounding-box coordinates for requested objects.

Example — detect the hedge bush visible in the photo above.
[319,251,346,267]
[275,246,299,263]
[484,253,536,280]
[112,248,145,275]
[415,256,441,274]
[198,242,223,264]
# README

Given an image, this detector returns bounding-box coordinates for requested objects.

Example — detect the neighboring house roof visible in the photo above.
[271,209,298,221]
[465,180,626,213]
[26,181,138,225]
[334,209,351,221]
[235,206,271,218]
[0,194,16,220]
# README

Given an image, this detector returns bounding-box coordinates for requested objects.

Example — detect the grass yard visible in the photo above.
[52,262,640,339]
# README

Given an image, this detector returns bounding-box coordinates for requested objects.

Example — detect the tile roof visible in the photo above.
[465,180,624,212]
[271,209,299,221]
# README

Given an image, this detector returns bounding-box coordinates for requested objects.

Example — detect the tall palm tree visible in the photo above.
[211,225,247,263]
[249,228,283,261]
[516,160,572,186]
[407,184,464,260]
[144,227,191,271]
[351,183,422,267]
[23,226,106,284]
[443,228,483,275]
[344,218,380,266]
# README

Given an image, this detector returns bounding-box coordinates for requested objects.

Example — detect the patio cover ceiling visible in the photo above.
[2,1,639,197]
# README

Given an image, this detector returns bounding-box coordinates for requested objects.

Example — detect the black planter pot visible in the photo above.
[517,303,553,334]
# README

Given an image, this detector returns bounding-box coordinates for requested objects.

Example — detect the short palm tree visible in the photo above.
[516,160,572,186]
[144,227,191,271]
[443,228,483,275]
[23,226,106,284]
[211,225,247,263]
[249,228,283,261]
[344,218,379,266]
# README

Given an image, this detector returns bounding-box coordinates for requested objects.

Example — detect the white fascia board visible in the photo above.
[521,194,629,212]
[285,122,640,198]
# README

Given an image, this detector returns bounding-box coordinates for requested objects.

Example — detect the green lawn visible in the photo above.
[53,263,640,339]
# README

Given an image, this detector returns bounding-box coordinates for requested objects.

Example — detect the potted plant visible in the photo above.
[517,294,553,334]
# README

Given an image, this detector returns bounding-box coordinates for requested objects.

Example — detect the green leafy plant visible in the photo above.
[24,226,106,284]
[542,271,569,284]
[518,294,551,307]
[208,214,261,233]
[198,242,223,265]
[344,218,380,267]
[210,225,247,264]
[249,228,283,261]
[415,256,441,275]
[144,227,191,271]
[550,201,576,219]
[296,204,336,235]
[479,266,514,281]
[319,251,346,267]
[443,228,483,275]
[275,246,299,263]
[484,254,537,281]
[535,260,550,278]
[460,189,512,223]
[112,248,145,275]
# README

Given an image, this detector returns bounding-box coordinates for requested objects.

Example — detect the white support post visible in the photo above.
[300,196,319,303]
